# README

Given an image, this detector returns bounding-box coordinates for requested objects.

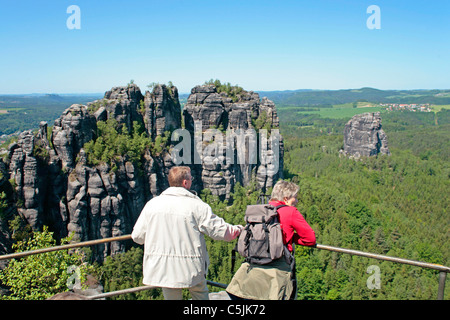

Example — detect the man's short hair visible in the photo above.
[270,180,299,202]
[168,166,191,187]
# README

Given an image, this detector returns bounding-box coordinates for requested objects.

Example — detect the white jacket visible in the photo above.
[131,187,240,288]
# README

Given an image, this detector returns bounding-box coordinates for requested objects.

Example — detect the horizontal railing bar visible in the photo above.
[207,280,228,289]
[0,234,132,261]
[87,285,156,300]
[315,244,450,273]
[87,280,228,300]
[0,234,448,273]
[1,233,447,300]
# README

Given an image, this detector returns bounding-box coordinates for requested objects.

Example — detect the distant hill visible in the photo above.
[257,87,450,106]
[2,88,450,136]
[0,93,103,108]
[0,94,103,136]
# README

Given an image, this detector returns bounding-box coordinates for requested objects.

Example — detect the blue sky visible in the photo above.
[0,0,449,94]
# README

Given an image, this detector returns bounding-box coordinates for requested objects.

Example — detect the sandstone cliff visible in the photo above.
[0,82,282,261]
[183,84,283,198]
[0,159,12,269]
[342,112,390,158]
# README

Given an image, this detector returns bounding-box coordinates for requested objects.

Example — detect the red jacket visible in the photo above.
[269,200,316,251]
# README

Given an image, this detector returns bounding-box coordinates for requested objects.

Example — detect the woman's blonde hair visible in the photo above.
[270,180,299,202]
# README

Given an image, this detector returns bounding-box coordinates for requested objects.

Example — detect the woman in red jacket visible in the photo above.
[226,180,316,300]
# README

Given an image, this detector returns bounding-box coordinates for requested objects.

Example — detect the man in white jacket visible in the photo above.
[131,166,242,300]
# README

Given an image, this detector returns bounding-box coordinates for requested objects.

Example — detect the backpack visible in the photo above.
[231,204,293,270]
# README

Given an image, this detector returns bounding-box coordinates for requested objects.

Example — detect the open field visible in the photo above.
[279,101,450,120]
[0,107,26,113]
[429,104,450,112]
[303,106,384,119]
[278,102,385,119]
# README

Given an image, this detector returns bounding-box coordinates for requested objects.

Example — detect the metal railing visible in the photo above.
[0,234,448,300]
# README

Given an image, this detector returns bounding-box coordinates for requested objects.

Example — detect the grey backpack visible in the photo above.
[232,204,293,268]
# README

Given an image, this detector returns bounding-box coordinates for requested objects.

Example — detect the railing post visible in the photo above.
[437,271,446,300]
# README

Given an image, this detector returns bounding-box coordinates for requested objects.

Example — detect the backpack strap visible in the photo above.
[274,204,296,271]
[231,223,252,272]
[274,204,287,211]
[231,243,238,273]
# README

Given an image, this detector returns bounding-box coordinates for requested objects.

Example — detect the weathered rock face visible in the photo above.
[1,85,175,260]
[56,85,175,259]
[183,85,283,198]
[144,84,181,138]
[0,159,13,269]
[52,105,97,171]
[343,112,390,158]
[0,82,283,261]
[102,84,144,132]
[7,130,45,230]
[64,159,150,259]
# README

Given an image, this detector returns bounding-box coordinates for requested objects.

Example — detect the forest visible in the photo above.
[260,87,450,106]
[0,94,102,136]
[99,108,450,300]
[0,95,449,300]
[201,108,449,300]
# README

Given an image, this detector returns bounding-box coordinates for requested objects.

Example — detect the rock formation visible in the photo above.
[342,112,390,158]
[0,82,282,261]
[52,105,97,171]
[183,84,283,198]
[0,158,13,270]
[143,84,181,138]
[7,129,46,231]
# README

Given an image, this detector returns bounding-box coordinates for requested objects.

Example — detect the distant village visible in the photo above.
[381,103,432,112]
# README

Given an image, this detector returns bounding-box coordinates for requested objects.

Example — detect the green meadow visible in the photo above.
[279,102,385,119]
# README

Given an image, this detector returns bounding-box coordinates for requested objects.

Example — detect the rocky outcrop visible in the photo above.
[55,85,175,259]
[0,158,13,269]
[143,84,181,138]
[101,84,144,132]
[52,105,97,171]
[183,85,283,198]
[7,130,45,230]
[47,274,103,300]
[342,112,390,158]
[1,85,175,260]
[0,82,283,261]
